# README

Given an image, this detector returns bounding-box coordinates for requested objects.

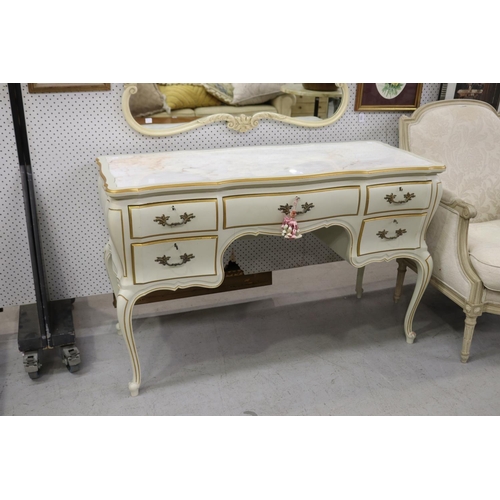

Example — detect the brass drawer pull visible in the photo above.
[154,212,195,227]
[377,228,407,240]
[155,253,195,267]
[384,192,415,204]
[278,201,315,216]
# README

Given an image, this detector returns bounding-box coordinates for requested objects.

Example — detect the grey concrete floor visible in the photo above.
[1,260,500,415]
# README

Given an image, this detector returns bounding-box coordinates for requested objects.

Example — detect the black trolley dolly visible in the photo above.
[8,83,80,379]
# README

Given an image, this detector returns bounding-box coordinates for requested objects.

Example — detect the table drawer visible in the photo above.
[358,214,427,256]
[131,236,218,284]
[365,181,432,215]
[223,186,360,229]
[129,199,217,238]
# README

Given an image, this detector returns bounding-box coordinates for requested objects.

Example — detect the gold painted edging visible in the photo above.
[131,236,218,285]
[109,208,127,277]
[222,186,361,229]
[364,180,433,215]
[97,158,445,195]
[128,198,218,239]
[357,213,427,256]
[116,294,140,381]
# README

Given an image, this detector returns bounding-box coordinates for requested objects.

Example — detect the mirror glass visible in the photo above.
[122,83,349,136]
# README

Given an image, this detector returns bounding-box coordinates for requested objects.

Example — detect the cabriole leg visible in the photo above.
[116,294,141,396]
[403,254,432,344]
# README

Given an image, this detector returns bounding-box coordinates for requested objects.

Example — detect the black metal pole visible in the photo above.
[8,83,49,349]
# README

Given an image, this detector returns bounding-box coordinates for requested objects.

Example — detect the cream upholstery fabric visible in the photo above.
[407,103,500,223]
[468,219,500,291]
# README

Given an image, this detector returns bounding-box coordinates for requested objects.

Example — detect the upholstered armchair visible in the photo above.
[395,99,500,362]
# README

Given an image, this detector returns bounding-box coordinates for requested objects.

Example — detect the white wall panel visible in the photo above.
[0,83,440,306]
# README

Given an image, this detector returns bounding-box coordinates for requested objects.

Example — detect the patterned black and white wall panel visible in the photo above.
[0,83,440,307]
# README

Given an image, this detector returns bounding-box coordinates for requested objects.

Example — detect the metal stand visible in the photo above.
[8,83,80,379]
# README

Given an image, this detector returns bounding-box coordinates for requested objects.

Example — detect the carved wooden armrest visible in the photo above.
[271,94,296,116]
[440,188,478,220]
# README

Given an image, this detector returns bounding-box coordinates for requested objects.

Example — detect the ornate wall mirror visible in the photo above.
[122,83,350,136]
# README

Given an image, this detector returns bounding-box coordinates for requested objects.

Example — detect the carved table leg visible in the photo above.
[355,266,365,299]
[402,253,432,344]
[394,258,408,303]
[116,293,141,396]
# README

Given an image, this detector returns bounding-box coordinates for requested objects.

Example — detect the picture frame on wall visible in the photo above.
[439,83,500,111]
[354,83,423,111]
[28,83,111,93]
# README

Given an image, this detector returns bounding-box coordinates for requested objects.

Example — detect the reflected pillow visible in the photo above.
[202,83,234,105]
[128,83,169,117]
[232,83,284,106]
[157,84,222,110]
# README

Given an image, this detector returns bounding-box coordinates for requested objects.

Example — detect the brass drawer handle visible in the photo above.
[278,201,314,216]
[155,253,195,267]
[384,192,415,204]
[377,228,407,240]
[154,212,195,227]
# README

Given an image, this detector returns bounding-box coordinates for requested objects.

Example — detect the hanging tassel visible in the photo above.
[281,197,302,239]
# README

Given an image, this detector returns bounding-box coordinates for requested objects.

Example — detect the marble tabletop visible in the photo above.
[99,141,444,191]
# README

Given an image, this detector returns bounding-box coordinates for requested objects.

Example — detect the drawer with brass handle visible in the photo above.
[131,236,218,284]
[223,186,360,229]
[357,214,427,256]
[128,199,218,239]
[365,181,432,215]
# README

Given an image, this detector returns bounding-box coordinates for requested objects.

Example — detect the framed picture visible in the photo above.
[28,83,111,93]
[439,83,500,111]
[354,83,423,111]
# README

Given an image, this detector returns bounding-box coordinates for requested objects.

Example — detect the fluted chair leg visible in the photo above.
[461,312,479,363]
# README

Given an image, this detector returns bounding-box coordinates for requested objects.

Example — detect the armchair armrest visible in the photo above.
[271,94,296,116]
[426,190,483,301]
[440,188,478,220]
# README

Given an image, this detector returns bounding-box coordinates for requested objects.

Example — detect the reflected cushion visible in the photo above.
[128,83,169,117]
[158,84,221,110]
[232,83,284,105]
[202,83,234,104]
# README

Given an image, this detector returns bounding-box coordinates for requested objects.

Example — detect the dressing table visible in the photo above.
[97,140,444,396]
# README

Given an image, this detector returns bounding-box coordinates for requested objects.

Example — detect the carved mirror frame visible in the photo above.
[122,83,350,136]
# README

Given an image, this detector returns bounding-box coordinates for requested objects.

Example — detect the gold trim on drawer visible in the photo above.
[222,186,361,229]
[128,198,218,239]
[364,181,433,215]
[357,213,427,256]
[131,236,218,285]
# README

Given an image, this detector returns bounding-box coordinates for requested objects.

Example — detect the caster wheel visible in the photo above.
[67,363,80,373]
[28,371,39,380]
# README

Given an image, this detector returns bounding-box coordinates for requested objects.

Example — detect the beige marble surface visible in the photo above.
[101,141,444,190]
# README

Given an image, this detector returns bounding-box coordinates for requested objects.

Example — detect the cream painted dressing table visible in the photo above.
[97,141,444,396]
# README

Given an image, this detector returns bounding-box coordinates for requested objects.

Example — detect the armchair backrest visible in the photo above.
[400,99,500,223]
